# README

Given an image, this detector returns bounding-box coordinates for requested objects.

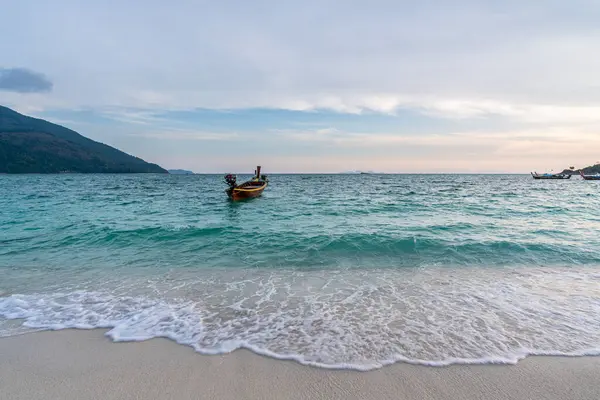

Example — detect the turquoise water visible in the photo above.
[1,174,600,369]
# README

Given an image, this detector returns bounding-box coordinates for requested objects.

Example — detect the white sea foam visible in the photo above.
[1,266,600,370]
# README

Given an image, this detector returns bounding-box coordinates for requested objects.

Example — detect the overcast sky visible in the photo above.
[1,0,600,172]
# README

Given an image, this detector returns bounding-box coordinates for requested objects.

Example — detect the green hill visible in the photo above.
[0,105,167,173]
[562,164,600,175]
[582,164,600,174]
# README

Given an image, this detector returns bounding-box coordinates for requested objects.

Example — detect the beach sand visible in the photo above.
[1,330,598,400]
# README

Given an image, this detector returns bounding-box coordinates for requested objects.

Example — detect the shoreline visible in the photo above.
[1,329,599,400]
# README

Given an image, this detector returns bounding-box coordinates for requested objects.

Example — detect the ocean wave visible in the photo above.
[2,174,600,369]
[292,234,600,266]
[1,266,600,370]
[4,223,600,267]
[3,174,599,270]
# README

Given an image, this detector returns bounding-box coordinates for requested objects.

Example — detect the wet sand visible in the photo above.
[1,329,598,400]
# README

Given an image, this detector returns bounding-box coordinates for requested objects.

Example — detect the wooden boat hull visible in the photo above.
[227,182,268,201]
[580,171,600,180]
[531,172,571,180]
[224,166,268,201]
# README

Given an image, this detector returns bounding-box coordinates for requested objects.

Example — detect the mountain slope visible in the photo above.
[561,164,600,175]
[0,105,167,173]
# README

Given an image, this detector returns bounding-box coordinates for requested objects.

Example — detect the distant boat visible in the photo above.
[224,166,268,200]
[580,170,600,181]
[342,170,380,175]
[531,172,572,180]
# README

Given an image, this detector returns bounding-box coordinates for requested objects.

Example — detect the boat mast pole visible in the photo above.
[256,165,261,179]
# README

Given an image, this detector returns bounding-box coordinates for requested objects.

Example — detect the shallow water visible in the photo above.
[1,174,599,369]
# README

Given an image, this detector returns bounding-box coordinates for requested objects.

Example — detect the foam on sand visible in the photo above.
[2,266,600,370]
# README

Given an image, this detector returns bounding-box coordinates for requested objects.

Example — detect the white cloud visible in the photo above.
[127,123,600,173]
[2,0,600,173]
[1,0,599,118]
[267,125,600,170]
[100,109,168,125]
[127,129,240,141]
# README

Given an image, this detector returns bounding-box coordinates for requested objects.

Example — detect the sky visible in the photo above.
[1,0,600,173]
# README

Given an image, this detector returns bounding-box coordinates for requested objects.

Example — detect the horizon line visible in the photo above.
[171,172,538,175]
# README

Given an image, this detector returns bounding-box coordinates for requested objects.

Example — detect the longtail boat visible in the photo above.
[224,166,268,201]
[580,170,600,180]
[531,172,572,180]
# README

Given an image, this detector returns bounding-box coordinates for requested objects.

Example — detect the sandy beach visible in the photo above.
[0,330,598,400]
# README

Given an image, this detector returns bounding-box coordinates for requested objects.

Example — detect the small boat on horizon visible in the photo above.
[580,170,600,180]
[224,166,268,201]
[531,172,572,180]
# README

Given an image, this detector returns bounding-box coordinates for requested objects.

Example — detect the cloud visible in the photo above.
[0,68,53,93]
[100,109,167,125]
[127,129,239,141]
[2,1,600,173]
[1,1,599,116]
[272,125,600,167]
[411,99,600,125]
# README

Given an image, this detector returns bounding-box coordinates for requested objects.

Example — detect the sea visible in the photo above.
[1,174,599,370]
